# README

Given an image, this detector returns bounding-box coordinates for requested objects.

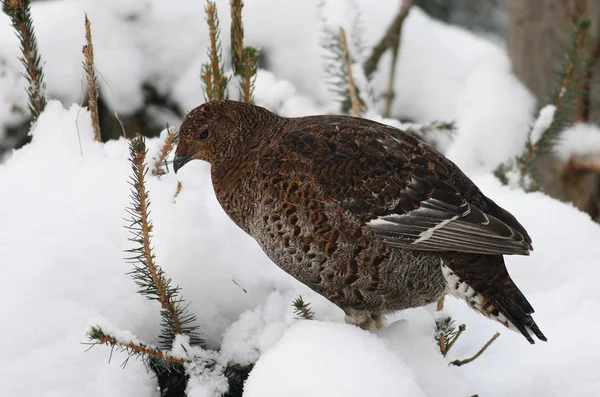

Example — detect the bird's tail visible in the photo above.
[441,254,547,344]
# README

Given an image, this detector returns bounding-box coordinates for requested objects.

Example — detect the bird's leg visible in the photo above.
[344,310,384,332]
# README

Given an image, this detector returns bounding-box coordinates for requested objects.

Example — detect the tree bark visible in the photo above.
[507,0,600,121]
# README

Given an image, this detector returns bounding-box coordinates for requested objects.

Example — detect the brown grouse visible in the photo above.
[174,100,546,343]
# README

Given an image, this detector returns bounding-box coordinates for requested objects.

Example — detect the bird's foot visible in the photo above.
[344,310,384,332]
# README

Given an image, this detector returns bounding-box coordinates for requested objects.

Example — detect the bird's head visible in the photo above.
[173,101,240,173]
[173,100,282,173]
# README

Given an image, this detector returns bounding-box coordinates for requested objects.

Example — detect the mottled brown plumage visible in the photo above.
[174,100,546,343]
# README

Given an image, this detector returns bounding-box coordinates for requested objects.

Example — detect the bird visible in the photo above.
[173,100,546,344]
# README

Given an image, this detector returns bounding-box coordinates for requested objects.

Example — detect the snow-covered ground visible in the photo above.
[1,1,600,396]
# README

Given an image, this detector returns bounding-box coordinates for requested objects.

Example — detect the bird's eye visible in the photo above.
[198,128,209,140]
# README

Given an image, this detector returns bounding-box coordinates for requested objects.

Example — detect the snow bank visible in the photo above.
[2,100,600,396]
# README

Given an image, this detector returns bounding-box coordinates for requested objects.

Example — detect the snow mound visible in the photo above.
[243,321,426,397]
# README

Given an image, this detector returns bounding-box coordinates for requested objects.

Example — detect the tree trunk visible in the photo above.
[507,0,600,121]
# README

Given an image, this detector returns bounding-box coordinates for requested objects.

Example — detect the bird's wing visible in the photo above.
[364,177,532,255]
[282,117,532,256]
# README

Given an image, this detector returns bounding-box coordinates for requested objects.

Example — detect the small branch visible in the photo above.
[152,128,177,176]
[230,0,244,76]
[88,326,185,365]
[438,332,446,355]
[339,27,361,117]
[444,324,466,356]
[363,0,415,79]
[451,332,500,367]
[83,13,101,142]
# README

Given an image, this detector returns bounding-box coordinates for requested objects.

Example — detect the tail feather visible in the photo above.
[441,254,546,344]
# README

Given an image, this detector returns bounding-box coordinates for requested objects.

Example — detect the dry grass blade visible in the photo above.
[83,13,101,142]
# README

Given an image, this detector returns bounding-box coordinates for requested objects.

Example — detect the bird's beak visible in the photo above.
[173,154,192,174]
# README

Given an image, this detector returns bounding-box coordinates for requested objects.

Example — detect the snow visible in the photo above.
[555,123,600,161]
[1,1,600,396]
[530,105,557,146]
[243,321,427,397]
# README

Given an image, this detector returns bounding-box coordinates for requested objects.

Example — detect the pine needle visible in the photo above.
[83,13,101,142]
[2,0,47,123]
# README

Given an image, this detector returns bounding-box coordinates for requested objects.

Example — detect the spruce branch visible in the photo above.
[2,0,47,122]
[339,27,361,117]
[451,332,500,367]
[87,325,185,365]
[240,46,258,103]
[126,136,203,350]
[152,126,178,176]
[202,1,229,101]
[292,296,314,320]
[363,0,414,79]
[230,0,244,76]
[83,13,101,142]
[434,312,465,357]
[495,20,593,190]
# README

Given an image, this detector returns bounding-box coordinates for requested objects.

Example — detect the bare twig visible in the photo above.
[363,0,415,79]
[83,13,101,142]
[451,332,500,366]
[384,0,415,117]
[339,27,361,117]
[444,324,466,356]
[438,332,446,355]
